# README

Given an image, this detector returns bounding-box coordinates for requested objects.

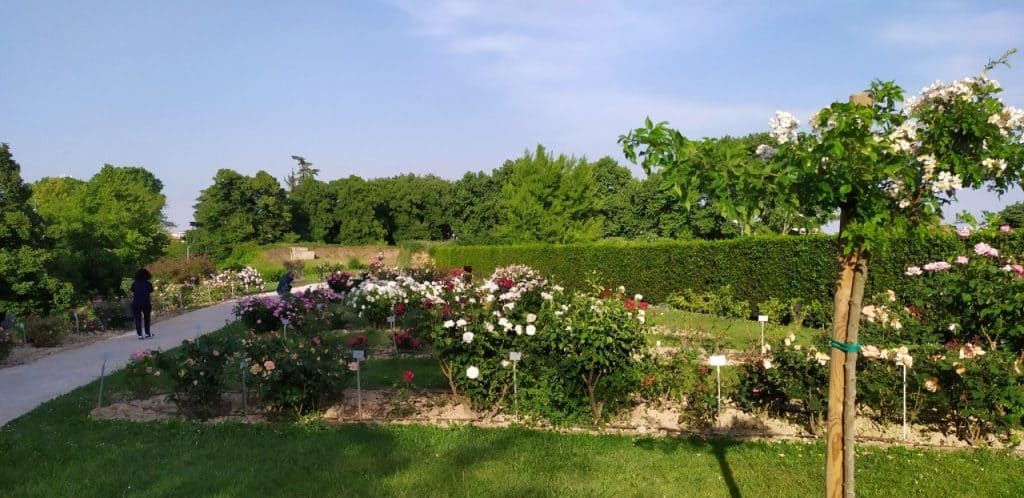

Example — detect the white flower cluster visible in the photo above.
[888,120,921,154]
[860,304,902,330]
[238,266,264,289]
[769,111,800,144]
[755,144,776,160]
[987,106,1024,136]
[982,157,1008,176]
[904,76,997,116]
[861,345,913,368]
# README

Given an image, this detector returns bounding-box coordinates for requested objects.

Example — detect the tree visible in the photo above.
[32,165,168,297]
[495,145,603,243]
[191,169,292,259]
[0,144,73,314]
[994,201,1024,228]
[368,174,452,244]
[449,169,508,244]
[285,155,320,192]
[330,176,387,244]
[621,54,1024,496]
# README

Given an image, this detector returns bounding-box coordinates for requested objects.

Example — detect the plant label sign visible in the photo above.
[353,350,365,361]
[758,315,769,323]
[509,352,522,362]
[708,355,728,367]
[387,315,396,327]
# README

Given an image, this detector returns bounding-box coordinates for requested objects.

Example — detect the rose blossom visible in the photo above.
[955,256,969,265]
[905,266,923,276]
[466,366,480,379]
[924,377,940,392]
[462,332,475,343]
[1000,224,1012,233]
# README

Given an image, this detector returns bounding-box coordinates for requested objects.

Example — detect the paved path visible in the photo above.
[0,301,237,427]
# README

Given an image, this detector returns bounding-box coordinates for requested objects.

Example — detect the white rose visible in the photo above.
[443,320,455,328]
[515,325,523,335]
[526,313,537,323]
[466,366,480,379]
[462,332,475,343]
[526,325,536,336]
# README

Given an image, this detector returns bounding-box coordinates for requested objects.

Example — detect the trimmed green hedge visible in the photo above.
[432,233,976,307]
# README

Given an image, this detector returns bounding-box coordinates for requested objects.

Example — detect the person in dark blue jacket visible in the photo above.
[131,268,155,339]
[276,271,294,297]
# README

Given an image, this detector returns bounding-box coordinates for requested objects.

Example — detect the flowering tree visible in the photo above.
[620,52,1024,496]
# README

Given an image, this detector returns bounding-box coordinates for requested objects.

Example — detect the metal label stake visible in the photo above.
[902,363,908,440]
[758,315,769,354]
[240,360,249,415]
[353,350,365,419]
[708,355,728,427]
[97,351,113,410]
[510,351,522,421]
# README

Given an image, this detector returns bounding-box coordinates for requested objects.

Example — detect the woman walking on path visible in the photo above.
[131,268,154,340]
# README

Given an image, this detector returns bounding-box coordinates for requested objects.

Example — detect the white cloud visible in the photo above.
[390,0,766,159]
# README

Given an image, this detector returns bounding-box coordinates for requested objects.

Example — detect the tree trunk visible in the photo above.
[843,254,868,498]
[826,207,856,498]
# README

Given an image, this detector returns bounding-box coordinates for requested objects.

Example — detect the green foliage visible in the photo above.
[667,285,751,319]
[495,145,603,243]
[190,169,292,259]
[994,201,1024,228]
[22,313,70,347]
[147,254,215,284]
[0,144,73,314]
[434,236,839,306]
[242,333,351,417]
[124,349,164,398]
[433,231,980,309]
[638,350,719,428]
[0,324,14,362]
[32,165,169,297]
[165,337,233,419]
[734,341,832,432]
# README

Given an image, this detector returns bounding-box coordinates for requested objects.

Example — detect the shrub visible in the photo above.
[166,337,232,418]
[638,350,719,428]
[234,296,305,333]
[0,325,15,362]
[733,337,831,432]
[432,231,985,307]
[23,313,70,347]
[541,290,647,423]
[666,285,750,319]
[242,333,351,417]
[147,255,215,284]
[91,298,132,330]
[124,349,164,398]
[325,271,353,293]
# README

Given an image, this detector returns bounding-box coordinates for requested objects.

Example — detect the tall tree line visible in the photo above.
[189,142,813,260]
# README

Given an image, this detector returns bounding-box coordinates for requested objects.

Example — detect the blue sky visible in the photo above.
[3,0,1023,229]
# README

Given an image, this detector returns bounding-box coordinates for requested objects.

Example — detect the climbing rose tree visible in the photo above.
[620,53,1024,497]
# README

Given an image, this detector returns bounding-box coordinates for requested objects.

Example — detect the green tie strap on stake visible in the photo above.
[830,338,861,353]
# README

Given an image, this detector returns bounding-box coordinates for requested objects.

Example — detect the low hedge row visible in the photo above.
[431,232,984,307]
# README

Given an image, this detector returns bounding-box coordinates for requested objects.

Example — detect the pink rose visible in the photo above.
[1000,225,1012,233]
[955,256,969,265]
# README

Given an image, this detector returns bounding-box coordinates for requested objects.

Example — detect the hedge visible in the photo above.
[431,232,987,307]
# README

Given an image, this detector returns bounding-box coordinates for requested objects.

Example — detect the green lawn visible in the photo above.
[647,306,826,351]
